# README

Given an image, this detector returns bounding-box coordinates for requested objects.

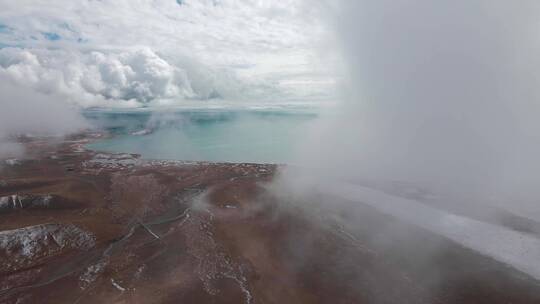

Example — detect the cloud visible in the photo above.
[0,0,332,107]
[287,0,540,218]
[269,0,540,284]
[0,47,296,108]
[0,76,89,158]
[0,0,334,159]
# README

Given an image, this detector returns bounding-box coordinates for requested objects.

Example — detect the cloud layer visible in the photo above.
[0,0,332,108]
[0,47,278,108]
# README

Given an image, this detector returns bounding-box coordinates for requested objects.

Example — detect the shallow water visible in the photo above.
[84,109,318,164]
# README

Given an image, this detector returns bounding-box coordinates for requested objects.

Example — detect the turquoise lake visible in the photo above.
[84,109,319,164]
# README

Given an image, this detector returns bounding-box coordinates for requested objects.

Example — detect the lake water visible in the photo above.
[84,108,319,164]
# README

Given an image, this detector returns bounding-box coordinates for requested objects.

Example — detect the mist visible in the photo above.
[0,76,88,160]
[282,0,540,218]
[268,0,540,283]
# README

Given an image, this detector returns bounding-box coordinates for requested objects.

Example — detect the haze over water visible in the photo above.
[85,109,318,164]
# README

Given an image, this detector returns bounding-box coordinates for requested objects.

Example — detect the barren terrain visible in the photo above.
[1,134,539,303]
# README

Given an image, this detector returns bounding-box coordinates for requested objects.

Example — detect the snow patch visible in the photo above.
[79,259,108,290]
[0,223,96,273]
[323,181,540,280]
[4,159,20,166]
[111,278,126,292]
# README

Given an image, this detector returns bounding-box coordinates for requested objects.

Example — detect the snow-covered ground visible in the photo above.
[0,224,96,273]
[321,181,540,281]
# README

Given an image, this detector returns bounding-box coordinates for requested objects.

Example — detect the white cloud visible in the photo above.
[0,0,333,107]
[0,76,89,158]
[0,47,296,108]
[288,0,540,214]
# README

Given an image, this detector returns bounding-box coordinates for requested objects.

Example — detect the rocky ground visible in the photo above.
[0,134,539,303]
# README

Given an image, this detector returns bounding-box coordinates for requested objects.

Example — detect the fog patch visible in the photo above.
[0,77,88,159]
[282,0,540,219]
[270,0,540,284]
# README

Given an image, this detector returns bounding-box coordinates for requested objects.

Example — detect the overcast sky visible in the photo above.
[0,0,334,108]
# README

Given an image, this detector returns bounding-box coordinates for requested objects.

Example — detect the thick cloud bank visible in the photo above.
[0,0,331,108]
[0,47,272,108]
[288,1,540,217]
[268,0,540,283]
